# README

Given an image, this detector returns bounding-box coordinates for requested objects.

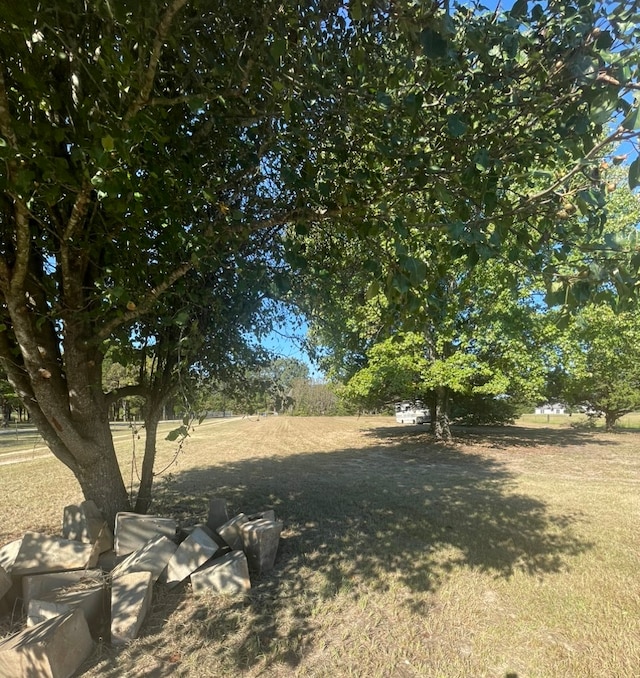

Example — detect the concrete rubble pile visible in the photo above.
[0,497,283,678]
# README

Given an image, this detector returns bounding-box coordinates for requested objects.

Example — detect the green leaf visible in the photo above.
[629,157,640,190]
[474,149,490,172]
[509,0,528,18]
[270,38,286,62]
[483,191,497,215]
[101,135,115,152]
[365,280,380,300]
[399,255,427,285]
[447,115,467,138]
[621,106,640,130]
[350,0,363,21]
[174,311,190,326]
[165,425,189,442]
[420,28,448,59]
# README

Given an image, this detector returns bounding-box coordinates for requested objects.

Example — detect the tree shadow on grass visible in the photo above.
[369,422,623,450]
[82,431,593,676]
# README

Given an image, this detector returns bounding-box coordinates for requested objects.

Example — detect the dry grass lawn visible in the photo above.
[1,416,639,677]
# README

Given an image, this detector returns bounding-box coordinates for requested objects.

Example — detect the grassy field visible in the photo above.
[1,416,639,677]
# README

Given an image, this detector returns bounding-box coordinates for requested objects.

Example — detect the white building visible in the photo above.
[534,403,567,415]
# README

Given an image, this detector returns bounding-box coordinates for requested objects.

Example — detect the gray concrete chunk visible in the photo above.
[110,571,153,645]
[0,565,11,602]
[12,532,99,575]
[22,570,104,610]
[0,607,93,678]
[63,500,114,554]
[111,535,177,583]
[247,509,276,523]
[164,526,220,589]
[27,582,106,634]
[191,550,251,596]
[216,513,249,550]
[206,497,229,532]
[114,512,177,556]
[241,519,283,576]
[0,539,21,573]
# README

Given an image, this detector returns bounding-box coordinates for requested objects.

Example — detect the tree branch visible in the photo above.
[63,180,93,242]
[105,383,146,406]
[522,127,638,206]
[596,71,640,91]
[125,0,190,122]
[0,65,19,150]
[96,260,194,341]
[0,63,32,295]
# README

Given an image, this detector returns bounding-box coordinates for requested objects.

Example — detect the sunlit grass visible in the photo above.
[519,411,640,429]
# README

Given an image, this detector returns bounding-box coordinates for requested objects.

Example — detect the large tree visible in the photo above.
[556,304,640,429]
[288,0,640,439]
[0,0,331,523]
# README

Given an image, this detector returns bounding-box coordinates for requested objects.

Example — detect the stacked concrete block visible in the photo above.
[241,518,283,576]
[27,582,106,634]
[110,535,177,583]
[216,513,249,550]
[110,571,154,646]
[0,607,93,678]
[11,532,99,575]
[247,509,276,523]
[22,569,104,610]
[63,500,114,555]
[114,512,177,556]
[164,526,220,589]
[0,496,284,658]
[206,497,229,532]
[191,550,251,596]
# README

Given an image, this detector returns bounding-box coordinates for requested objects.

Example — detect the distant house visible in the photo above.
[535,403,567,415]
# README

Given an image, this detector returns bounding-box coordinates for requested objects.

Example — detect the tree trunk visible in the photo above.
[434,386,452,442]
[0,298,132,527]
[604,411,618,431]
[75,444,132,527]
[134,404,162,514]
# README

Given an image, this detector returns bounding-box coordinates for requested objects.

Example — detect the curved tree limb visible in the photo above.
[125,0,190,122]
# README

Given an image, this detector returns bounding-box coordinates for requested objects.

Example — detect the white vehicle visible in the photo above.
[395,400,430,425]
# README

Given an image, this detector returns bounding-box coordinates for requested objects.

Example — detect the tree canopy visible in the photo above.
[555,304,640,429]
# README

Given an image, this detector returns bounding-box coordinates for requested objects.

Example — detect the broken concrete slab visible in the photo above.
[164,526,220,589]
[247,509,276,523]
[11,532,99,576]
[0,565,11,602]
[191,550,251,596]
[27,582,106,635]
[114,512,177,556]
[111,535,177,583]
[0,607,93,678]
[22,569,104,610]
[110,570,153,646]
[216,513,249,551]
[63,500,114,554]
[241,518,283,576]
[206,497,229,532]
[0,539,21,572]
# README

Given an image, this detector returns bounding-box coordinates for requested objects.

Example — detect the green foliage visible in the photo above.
[556,304,640,429]
[451,394,519,427]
